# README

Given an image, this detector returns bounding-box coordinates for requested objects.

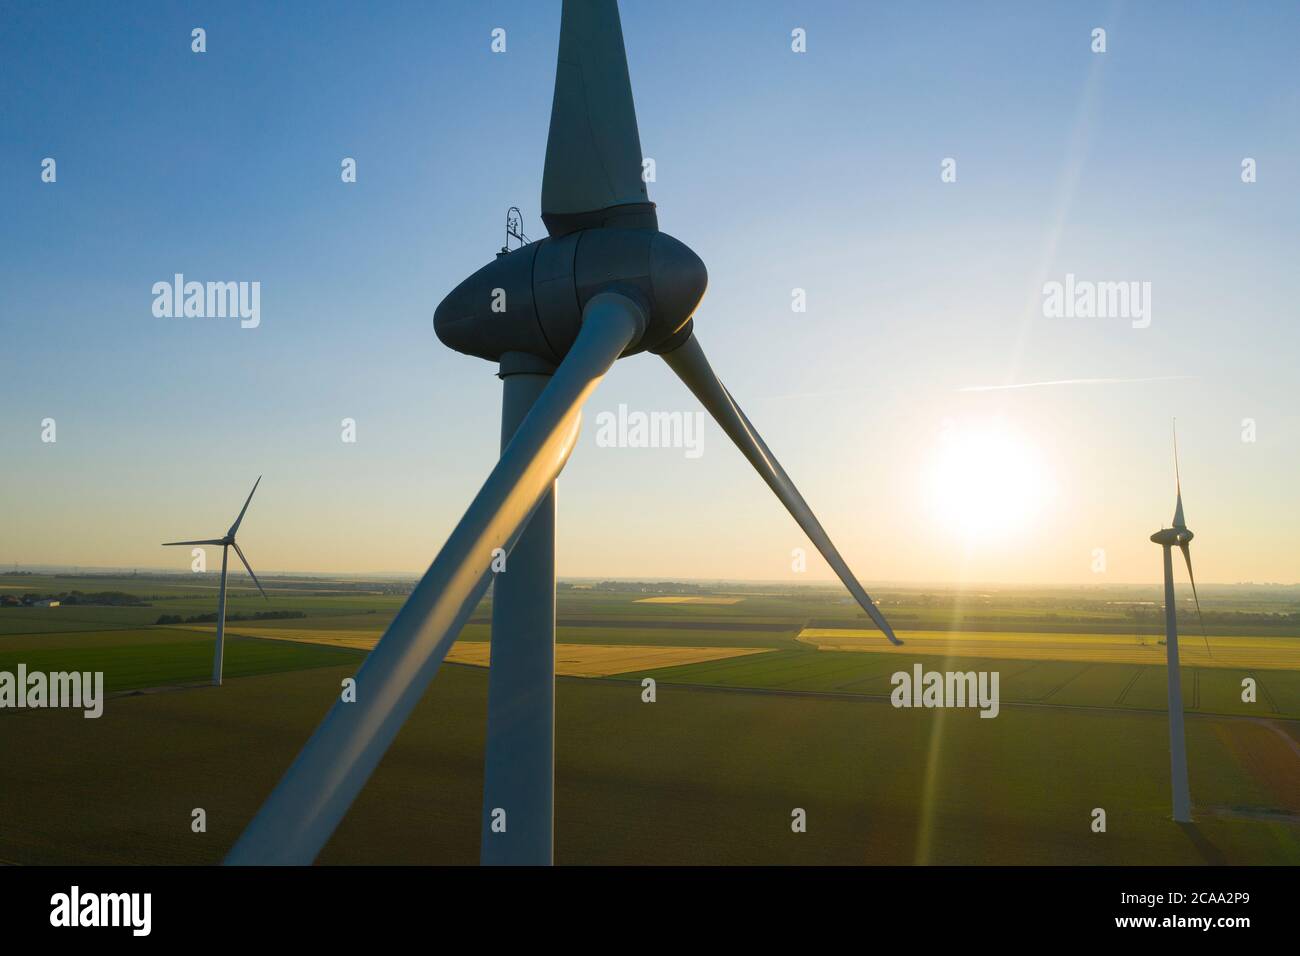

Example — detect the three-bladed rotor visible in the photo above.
[228,0,899,866]
[1150,425,1209,653]
[163,476,267,598]
[433,0,897,643]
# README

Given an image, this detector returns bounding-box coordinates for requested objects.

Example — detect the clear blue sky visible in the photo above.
[3,1,1298,585]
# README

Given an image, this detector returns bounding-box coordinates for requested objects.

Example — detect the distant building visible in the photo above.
[34,599,60,608]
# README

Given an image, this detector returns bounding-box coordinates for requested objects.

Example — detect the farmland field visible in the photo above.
[1,572,1296,864]
[445,642,772,676]
[0,627,363,693]
[798,627,1300,669]
[2,662,1296,865]
[633,596,746,605]
[194,623,774,675]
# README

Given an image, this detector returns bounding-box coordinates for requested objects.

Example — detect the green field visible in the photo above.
[631,649,1300,719]
[1,572,1296,864]
[3,662,1295,865]
[0,628,363,693]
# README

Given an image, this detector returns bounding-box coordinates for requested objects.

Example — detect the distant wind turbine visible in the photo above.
[162,477,267,686]
[1148,425,1209,822]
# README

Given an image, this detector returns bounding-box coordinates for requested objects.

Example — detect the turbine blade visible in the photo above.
[224,293,644,865]
[541,0,653,235]
[232,542,267,599]
[1179,542,1212,657]
[1171,421,1185,529]
[228,476,262,538]
[660,332,902,646]
[162,538,225,546]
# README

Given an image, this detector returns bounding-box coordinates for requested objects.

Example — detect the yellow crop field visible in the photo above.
[203,625,771,677]
[633,596,744,605]
[196,627,386,650]
[445,643,773,677]
[796,628,1300,670]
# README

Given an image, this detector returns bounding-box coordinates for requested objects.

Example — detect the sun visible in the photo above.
[925,421,1053,543]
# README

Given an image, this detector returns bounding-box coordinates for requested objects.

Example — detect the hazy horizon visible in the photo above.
[3,562,1296,591]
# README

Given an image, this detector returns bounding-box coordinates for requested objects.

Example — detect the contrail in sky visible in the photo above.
[958,375,1194,393]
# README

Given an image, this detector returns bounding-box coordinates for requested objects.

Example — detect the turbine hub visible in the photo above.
[434,227,706,365]
[1150,527,1186,546]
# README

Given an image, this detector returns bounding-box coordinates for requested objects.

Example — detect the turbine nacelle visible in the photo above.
[1150,526,1192,546]
[433,227,707,365]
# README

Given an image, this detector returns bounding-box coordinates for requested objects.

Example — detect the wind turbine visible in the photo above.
[1148,425,1208,823]
[163,477,267,686]
[226,0,899,866]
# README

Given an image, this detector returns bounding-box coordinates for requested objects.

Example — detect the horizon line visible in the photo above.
[0,565,1294,590]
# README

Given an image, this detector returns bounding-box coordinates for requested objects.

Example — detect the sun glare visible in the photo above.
[926,421,1052,543]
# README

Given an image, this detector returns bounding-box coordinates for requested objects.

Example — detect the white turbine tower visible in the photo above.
[225,0,899,866]
[163,477,267,686]
[1148,426,1209,823]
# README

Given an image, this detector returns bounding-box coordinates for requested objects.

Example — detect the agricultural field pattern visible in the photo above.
[1,572,1296,865]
